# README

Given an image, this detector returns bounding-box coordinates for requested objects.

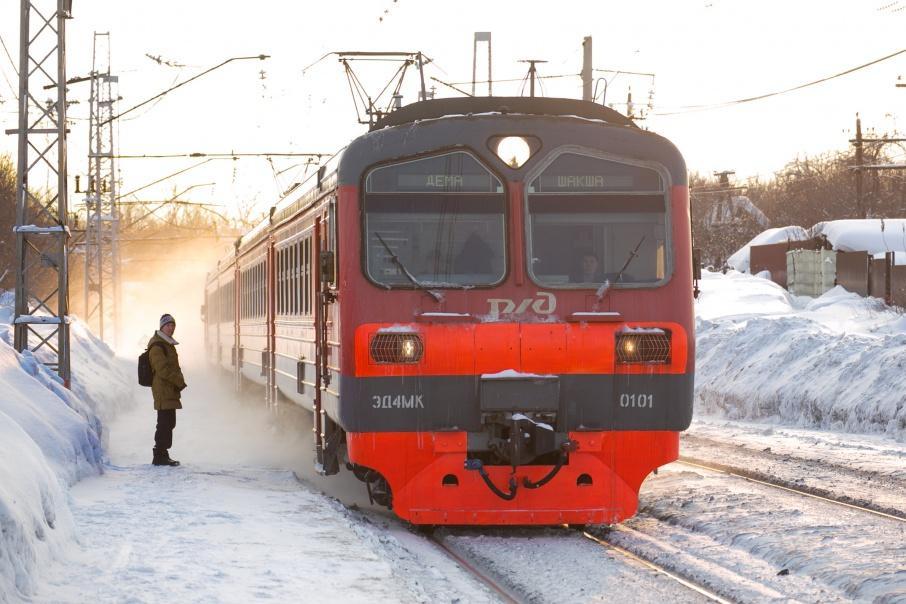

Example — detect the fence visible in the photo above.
[747,243,905,308]
[749,238,824,288]
[869,257,889,300]
[836,251,870,297]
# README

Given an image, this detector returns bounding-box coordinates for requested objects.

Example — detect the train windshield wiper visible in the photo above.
[374,232,443,302]
[595,235,646,303]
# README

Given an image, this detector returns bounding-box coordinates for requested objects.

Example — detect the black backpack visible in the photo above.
[138,341,167,387]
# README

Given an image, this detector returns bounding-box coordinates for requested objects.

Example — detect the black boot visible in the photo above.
[162,450,180,466]
[152,448,166,466]
[152,448,180,467]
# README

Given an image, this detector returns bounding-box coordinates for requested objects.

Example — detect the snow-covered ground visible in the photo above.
[32,377,497,604]
[0,292,132,601]
[695,269,906,440]
[683,418,906,517]
[618,463,906,603]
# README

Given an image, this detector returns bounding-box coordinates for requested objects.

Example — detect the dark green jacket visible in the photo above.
[148,332,186,410]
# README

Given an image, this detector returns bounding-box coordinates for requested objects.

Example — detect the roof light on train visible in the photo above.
[495,136,531,168]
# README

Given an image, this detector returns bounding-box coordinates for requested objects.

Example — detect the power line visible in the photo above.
[102,54,269,125]
[657,48,906,116]
[448,72,579,86]
[0,32,18,76]
[117,158,217,199]
[112,152,326,159]
[0,32,18,101]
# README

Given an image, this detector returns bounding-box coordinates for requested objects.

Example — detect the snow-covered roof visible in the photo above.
[726,225,810,273]
[811,219,906,255]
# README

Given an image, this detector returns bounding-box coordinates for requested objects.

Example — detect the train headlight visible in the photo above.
[621,337,637,357]
[495,136,531,168]
[370,333,424,364]
[400,337,418,360]
[616,330,670,364]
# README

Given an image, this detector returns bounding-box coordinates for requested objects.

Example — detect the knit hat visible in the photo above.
[160,313,176,329]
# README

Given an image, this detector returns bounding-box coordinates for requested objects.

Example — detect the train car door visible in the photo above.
[266,234,277,409]
[314,206,340,475]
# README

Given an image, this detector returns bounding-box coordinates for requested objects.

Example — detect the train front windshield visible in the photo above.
[527,152,669,287]
[364,152,506,287]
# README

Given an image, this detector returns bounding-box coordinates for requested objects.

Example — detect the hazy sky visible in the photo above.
[1,0,905,218]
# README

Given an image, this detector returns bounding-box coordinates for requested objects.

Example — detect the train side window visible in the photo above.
[293,241,302,316]
[281,249,286,316]
[276,252,281,316]
[304,238,311,315]
[526,151,670,289]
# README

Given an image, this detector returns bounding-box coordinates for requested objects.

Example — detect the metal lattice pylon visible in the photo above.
[9,0,72,386]
[83,32,120,345]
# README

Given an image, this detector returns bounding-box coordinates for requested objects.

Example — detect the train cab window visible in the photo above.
[526,152,669,288]
[363,152,506,288]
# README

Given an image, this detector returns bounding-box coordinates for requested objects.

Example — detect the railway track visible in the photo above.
[577,528,733,604]
[675,456,906,523]
[429,534,524,604]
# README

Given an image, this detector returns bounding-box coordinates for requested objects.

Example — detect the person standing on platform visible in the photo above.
[147,313,186,467]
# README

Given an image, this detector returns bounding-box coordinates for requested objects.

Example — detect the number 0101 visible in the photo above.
[619,393,654,408]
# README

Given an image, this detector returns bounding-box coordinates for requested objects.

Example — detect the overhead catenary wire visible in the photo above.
[111,152,326,159]
[0,32,18,76]
[656,47,906,116]
[117,158,218,200]
[101,54,270,126]
[0,32,18,102]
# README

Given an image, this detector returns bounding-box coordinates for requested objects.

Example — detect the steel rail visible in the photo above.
[429,535,523,604]
[579,529,734,604]
[676,457,906,523]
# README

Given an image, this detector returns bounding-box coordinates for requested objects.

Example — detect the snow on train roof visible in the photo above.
[371,97,637,130]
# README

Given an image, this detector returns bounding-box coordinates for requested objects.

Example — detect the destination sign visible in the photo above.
[367,151,502,193]
[530,153,663,193]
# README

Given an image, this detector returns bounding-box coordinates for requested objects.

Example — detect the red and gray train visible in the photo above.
[204,97,694,526]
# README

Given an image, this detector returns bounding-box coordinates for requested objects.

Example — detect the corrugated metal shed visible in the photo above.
[787,249,837,297]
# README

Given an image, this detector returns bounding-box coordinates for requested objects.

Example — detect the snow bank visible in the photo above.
[726,225,809,273]
[695,271,906,440]
[812,218,906,254]
[0,291,133,600]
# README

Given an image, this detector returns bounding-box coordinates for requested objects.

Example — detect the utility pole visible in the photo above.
[847,114,906,219]
[855,114,864,219]
[84,32,120,345]
[581,36,592,101]
[472,32,492,96]
[8,0,72,385]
